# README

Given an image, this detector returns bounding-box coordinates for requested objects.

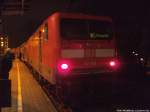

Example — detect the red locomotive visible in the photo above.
[17,12,120,103]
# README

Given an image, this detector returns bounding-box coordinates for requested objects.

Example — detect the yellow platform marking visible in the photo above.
[17,63,23,112]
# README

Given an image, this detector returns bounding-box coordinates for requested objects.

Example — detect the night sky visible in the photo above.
[1,0,150,52]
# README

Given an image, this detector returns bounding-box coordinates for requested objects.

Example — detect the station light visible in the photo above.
[42,29,45,33]
[1,43,4,47]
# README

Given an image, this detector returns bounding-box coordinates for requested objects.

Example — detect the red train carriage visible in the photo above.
[17,12,120,102]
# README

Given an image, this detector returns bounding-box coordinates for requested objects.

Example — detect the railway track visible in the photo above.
[42,85,73,112]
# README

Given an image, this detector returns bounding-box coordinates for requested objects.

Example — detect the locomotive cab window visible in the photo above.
[60,19,113,40]
[44,23,48,41]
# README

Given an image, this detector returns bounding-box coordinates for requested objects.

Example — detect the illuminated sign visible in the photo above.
[90,32,109,39]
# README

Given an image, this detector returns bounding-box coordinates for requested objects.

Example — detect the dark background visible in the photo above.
[1,0,150,57]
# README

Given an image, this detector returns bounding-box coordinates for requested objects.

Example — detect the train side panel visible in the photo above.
[24,14,61,85]
[40,14,60,84]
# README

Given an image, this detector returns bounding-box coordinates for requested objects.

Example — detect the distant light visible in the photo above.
[132,51,135,54]
[42,29,45,33]
[1,43,4,47]
[135,53,138,56]
[140,58,144,61]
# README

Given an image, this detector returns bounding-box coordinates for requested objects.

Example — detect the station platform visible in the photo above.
[1,59,57,112]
